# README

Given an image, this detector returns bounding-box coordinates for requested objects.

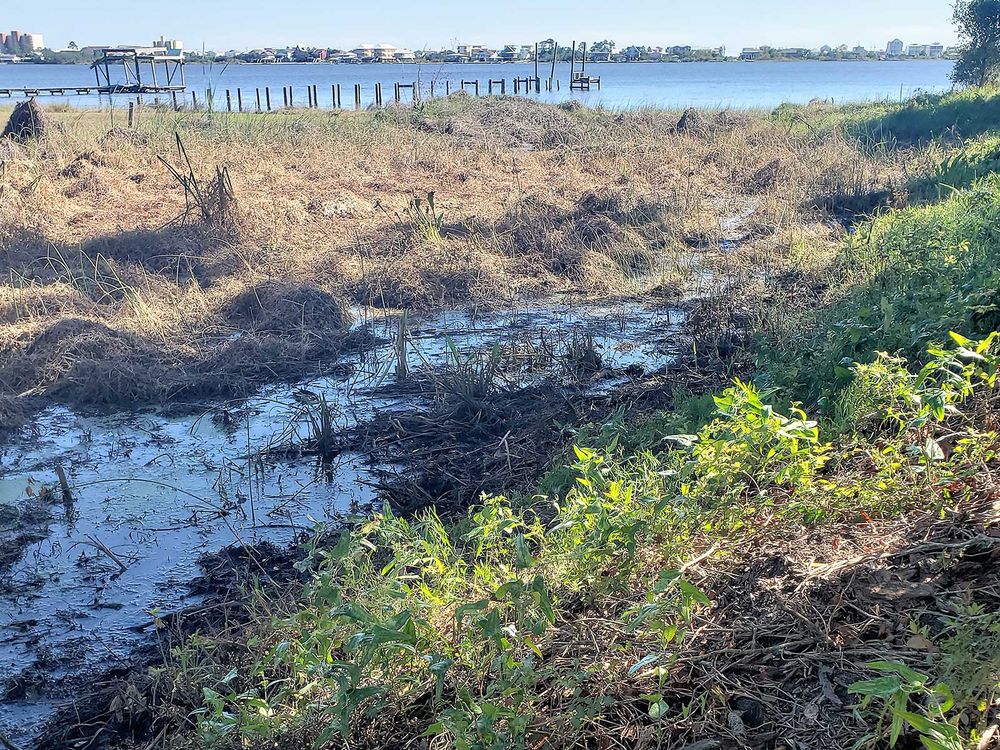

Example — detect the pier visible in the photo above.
[1,44,606,108]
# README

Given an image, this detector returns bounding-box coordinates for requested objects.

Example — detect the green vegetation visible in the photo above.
[952,0,1000,87]
[175,337,999,749]
[172,89,1000,750]
[763,174,1000,406]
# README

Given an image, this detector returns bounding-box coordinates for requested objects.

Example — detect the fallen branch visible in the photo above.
[83,534,129,573]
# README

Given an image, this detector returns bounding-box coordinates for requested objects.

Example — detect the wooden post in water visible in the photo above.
[226,89,232,112]
[282,87,288,108]
[354,83,361,109]
[237,88,243,111]
[550,40,558,86]
[337,84,342,108]
[394,82,400,103]
[313,84,319,108]
[445,80,451,95]
[569,40,576,83]
[288,86,293,107]
[256,87,262,111]
[172,91,179,111]
[192,90,198,109]
[265,87,272,111]
[535,43,541,91]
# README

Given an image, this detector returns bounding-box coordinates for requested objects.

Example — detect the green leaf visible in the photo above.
[648,699,669,720]
[455,599,489,629]
[848,676,903,699]
[864,660,928,686]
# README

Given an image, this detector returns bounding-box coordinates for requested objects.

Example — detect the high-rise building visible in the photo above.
[886,39,904,56]
[23,32,44,51]
[3,30,44,52]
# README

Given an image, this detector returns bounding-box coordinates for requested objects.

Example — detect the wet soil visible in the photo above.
[0,294,686,748]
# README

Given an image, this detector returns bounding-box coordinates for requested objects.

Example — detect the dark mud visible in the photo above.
[0,295,686,747]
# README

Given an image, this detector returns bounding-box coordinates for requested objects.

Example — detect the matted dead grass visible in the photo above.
[0,96,912,425]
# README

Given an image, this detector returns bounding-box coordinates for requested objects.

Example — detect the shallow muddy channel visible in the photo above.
[0,295,684,746]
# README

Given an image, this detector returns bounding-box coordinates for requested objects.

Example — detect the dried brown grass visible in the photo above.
[0,98,908,420]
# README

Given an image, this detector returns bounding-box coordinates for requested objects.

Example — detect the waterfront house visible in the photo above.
[471,48,499,62]
[740,48,761,61]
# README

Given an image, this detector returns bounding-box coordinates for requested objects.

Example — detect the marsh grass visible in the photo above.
[0,96,896,418]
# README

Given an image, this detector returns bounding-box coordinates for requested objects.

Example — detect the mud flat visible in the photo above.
[0,295,684,746]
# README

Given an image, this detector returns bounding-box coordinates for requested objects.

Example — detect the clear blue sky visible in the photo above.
[8,0,957,53]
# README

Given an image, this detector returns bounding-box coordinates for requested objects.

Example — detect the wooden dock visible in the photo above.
[2,41,606,110]
[0,85,186,98]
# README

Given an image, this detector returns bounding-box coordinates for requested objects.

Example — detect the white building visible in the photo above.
[152,35,183,56]
[352,43,398,61]
[393,48,415,61]
[886,38,904,56]
[907,44,929,57]
[928,42,945,58]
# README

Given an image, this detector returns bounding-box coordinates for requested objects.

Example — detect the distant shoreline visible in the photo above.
[5,57,956,66]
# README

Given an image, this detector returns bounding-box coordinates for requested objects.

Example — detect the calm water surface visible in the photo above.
[0,59,955,109]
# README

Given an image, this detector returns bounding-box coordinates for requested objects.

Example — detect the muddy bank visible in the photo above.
[28,540,308,750]
[0,295,688,747]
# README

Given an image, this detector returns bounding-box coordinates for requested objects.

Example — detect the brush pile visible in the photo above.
[1,98,47,142]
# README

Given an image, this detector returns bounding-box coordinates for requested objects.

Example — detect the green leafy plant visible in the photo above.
[402,191,445,243]
[849,661,963,750]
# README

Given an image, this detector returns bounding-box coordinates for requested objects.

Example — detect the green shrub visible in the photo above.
[764,176,1000,406]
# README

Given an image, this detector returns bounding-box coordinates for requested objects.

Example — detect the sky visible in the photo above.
[7,0,958,53]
